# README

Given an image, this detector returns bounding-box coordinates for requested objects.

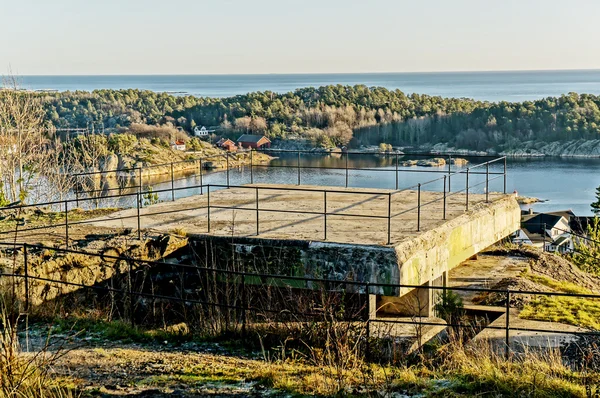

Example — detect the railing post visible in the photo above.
[241,274,247,335]
[365,282,371,359]
[323,191,327,240]
[395,152,399,190]
[297,151,301,185]
[448,155,452,192]
[207,185,211,233]
[138,167,143,196]
[345,152,349,188]
[443,176,447,220]
[250,150,254,185]
[23,243,29,313]
[503,157,507,194]
[226,153,230,188]
[505,289,510,359]
[417,183,421,232]
[199,158,204,195]
[255,187,260,236]
[465,168,470,212]
[75,179,79,208]
[387,193,392,244]
[136,192,141,240]
[485,162,489,203]
[128,259,135,327]
[170,162,175,201]
[64,200,69,248]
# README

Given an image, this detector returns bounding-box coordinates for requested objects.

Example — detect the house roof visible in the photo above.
[521,213,567,234]
[237,134,270,143]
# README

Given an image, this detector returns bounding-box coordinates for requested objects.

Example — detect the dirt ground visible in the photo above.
[448,254,530,304]
[86,184,503,246]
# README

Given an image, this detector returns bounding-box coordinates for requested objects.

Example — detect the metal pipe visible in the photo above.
[323,191,327,240]
[170,162,175,201]
[256,187,260,235]
[443,176,447,220]
[465,168,470,211]
[417,183,421,231]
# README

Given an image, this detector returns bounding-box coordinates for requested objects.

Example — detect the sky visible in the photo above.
[1,0,599,75]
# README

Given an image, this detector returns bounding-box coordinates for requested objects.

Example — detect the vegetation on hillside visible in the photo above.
[29,86,600,150]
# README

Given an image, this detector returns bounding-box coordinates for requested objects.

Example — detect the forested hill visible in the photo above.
[34,85,600,151]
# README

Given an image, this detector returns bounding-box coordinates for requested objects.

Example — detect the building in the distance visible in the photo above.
[513,209,575,253]
[217,138,237,152]
[194,126,215,137]
[236,134,271,149]
[170,140,186,151]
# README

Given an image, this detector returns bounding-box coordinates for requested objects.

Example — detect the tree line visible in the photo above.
[32,86,600,150]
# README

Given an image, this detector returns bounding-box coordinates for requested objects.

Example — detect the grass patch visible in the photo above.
[520,272,600,330]
[0,208,120,232]
[50,317,192,344]
[520,296,600,330]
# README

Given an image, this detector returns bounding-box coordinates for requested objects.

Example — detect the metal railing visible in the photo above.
[1,240,598,360]
[0,151,508,245]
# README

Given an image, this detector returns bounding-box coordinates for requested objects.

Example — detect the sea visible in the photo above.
[15,70,600,216]
[16,69,600,102]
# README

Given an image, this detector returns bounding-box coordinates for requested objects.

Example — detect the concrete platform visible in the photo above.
[90,184,521,314]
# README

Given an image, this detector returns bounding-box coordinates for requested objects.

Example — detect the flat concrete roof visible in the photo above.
[90,184,509,246]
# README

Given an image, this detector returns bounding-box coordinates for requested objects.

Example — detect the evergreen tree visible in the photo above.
[592,186,600,215]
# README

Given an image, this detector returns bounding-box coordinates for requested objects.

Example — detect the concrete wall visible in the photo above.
[189,195,520,306]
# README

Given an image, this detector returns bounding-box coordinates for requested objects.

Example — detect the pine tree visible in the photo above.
[592,186,600,215]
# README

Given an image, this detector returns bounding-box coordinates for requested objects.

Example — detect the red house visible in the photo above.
[236,134,271,149]
[217,138,237,152]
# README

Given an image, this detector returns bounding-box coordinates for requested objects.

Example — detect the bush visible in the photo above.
[108,133,138,155]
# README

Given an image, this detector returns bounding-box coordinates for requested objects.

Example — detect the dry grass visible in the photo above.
[0,290,76,398]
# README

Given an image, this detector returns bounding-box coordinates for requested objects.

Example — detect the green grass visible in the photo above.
[520,272,600,330]
[0,208,120,232]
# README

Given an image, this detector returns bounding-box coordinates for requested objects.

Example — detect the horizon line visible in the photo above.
[11,68,600,77]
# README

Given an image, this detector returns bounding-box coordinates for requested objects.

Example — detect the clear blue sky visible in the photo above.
[2,0,599,75]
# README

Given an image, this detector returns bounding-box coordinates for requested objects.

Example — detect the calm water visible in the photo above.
[18,70,600,102]
[145,155,600,217]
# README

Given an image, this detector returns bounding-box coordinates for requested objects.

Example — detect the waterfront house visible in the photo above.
[236,134,271,149]
[217,138,237,152]
[171,140,186,151]
[513,209,574,253]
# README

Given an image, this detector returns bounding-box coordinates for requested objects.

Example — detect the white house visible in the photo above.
[513,210,575,253]
[194,126,215,137]
[170,140,186,151]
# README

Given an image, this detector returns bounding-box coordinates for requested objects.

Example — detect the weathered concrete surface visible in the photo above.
[87,184,520,314]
